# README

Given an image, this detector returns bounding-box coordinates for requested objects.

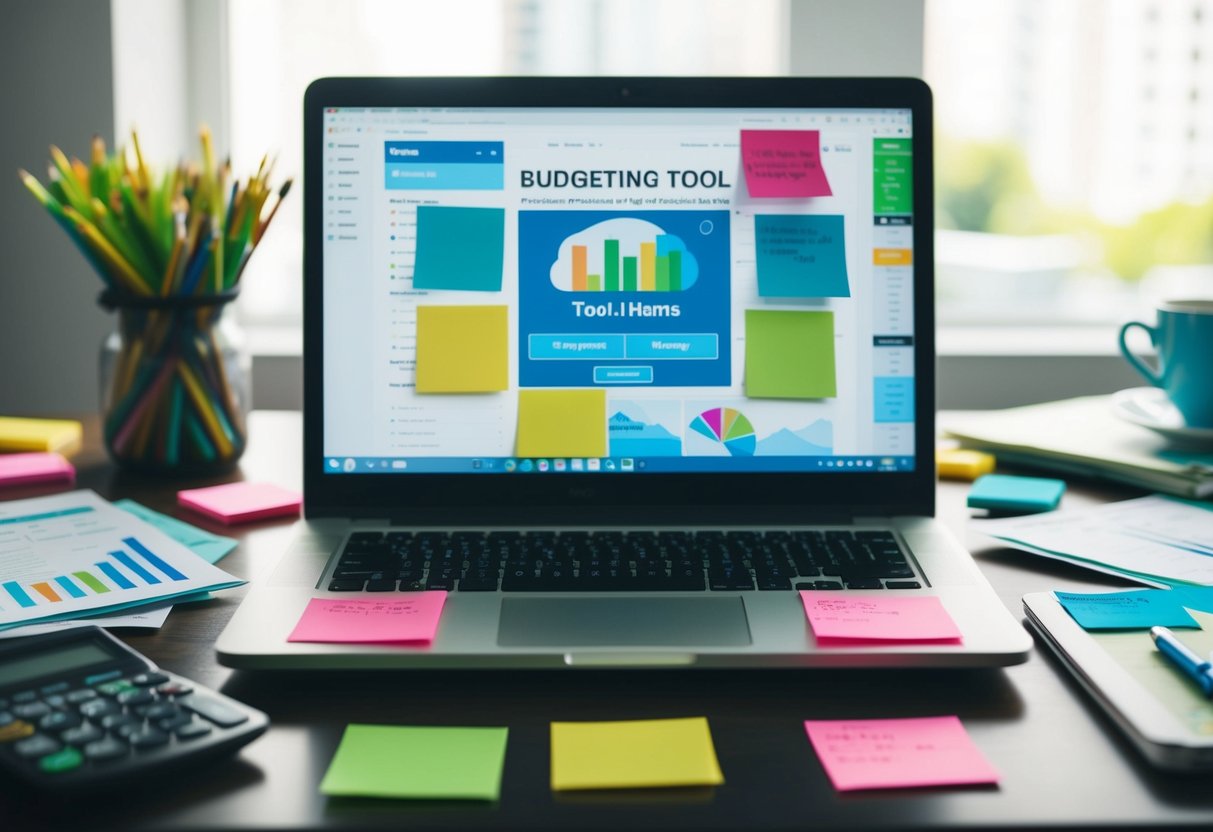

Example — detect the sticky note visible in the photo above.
[754,214,849,298]
[550,717,724,791]
[114,500,237,564]
[517,389,607,457]
[412,205,505,292]
[740,129,832,198]
[1172,586,1213,614]
[1054,590,1199,630]
[744,309,836,399]
[414,305,508,393]
[320,724,508,800]
[177,481,302,525]
[967,474,1065,514]
[0,417,82,454]
[801,592,963,644]
[288,593,447,644]
[804,716,999,792]
[0,453,75,488]
[936,448,996,481]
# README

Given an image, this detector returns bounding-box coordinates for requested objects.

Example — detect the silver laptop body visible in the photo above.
[217,77,1031,669]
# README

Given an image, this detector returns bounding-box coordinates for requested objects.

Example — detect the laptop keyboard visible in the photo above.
[325,530,920,593]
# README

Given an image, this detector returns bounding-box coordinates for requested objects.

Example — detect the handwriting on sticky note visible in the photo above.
[414,305,509,393]
[754,214,849,298]
[413,205,505,291]
[745,309,836,399]
[516,389,607,457]
[1055,590,1199,630]
[549,717,724,791]
[804,716,999,792]
[740,130,832,198]
[287,594,447,644]
[800,592,962,644]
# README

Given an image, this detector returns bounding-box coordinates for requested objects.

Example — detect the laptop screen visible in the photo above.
[321,105,915,478]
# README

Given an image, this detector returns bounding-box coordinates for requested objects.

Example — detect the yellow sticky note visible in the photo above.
[516,389,606,457]
[415,306,508,393]
[0,417,82,455]
[936,448,996,481]
[550,717,724,791]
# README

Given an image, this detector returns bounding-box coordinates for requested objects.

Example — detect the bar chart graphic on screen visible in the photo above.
[549,217,700,292]
[0,491,243,630]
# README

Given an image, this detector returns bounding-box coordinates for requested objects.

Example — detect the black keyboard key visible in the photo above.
[756,576,792,591]
[425,576,457,591]
[399,580,427,592]
[709,571,754,591]
[365,579,398,592]
[794,581,817,591]
[812,580,844,590]
[459,569,501,591]
[346,531,384,546]
[886,581,923,590]
[328,579,365,592]
[844,578,884,589]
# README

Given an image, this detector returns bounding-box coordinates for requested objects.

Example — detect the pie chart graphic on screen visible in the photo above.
[688,407,757,456]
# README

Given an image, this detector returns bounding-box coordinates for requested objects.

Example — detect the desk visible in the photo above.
[4,411,1213,831]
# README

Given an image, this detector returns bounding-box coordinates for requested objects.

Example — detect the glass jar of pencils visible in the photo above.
[98,288,250,474]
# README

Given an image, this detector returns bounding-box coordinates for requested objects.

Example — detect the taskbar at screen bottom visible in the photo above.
[322,456,915,474]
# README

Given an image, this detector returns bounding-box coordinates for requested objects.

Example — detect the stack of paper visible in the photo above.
[942,396,1213,499]
[972,495,1213,587]
[0,490,244,632]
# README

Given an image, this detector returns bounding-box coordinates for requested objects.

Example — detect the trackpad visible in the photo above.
[497,597,752,647]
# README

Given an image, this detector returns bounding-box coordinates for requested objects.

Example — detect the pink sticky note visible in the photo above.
[804,716,999,792]
[177,481,302,525]
[287,593,448,644]
[800,592,962,644]
[740,129,833,198]
[0,452,75,488]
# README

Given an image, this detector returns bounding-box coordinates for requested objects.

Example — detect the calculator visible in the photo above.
[0,626,268,790]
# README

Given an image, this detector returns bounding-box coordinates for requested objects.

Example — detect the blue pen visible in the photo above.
[1150,626,1213,697]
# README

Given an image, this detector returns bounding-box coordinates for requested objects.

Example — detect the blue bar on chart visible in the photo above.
[3,581,36,608]
[96,561,136,590]
[108,550,161,585]
[54,576,86,599]
[123,537,189,581]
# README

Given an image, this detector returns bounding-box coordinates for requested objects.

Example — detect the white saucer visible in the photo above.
[1111,387,1213,447]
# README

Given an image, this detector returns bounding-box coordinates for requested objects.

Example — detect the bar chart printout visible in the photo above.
[0,490,244,630]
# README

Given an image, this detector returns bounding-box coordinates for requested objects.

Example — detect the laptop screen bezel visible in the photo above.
[303,76,935,523]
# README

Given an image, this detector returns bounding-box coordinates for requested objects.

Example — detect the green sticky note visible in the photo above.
[114,499,237,564]
[415,305,509,393]
[319,724,509,801]
[745,309,837,399]
[413,206,505,291]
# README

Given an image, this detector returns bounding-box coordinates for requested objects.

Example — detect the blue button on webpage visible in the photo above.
[593,366,654,384]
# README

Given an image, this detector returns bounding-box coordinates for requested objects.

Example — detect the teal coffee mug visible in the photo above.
[1118,300,1213,428]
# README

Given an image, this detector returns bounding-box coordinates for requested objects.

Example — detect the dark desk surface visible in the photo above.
[4,412,1212,831]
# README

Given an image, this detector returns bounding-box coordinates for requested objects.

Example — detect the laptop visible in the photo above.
[216,76,1032,669]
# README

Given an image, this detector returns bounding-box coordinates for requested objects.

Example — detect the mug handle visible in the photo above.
[1118,321,1164,387]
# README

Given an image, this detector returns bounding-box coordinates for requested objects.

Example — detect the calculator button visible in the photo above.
[132,672,171,687]
[0,698,7,710]
[80,699,122,720]
[14,734,61,759]
[144,703,181,721]
[116,722,146,739]
[61,723,105,746]
[128,727,170,750]
[0,720,35,743]
[83,736,129,762]
[158,714,192,732]
[40,682,70,696]
[181,697,248,728]
[38,746,84,774]
[0,711,13,727]
[173,720,213,740]
[96,679,135,697]
[38,711,82,732]
[116,689,155,707]
[44,694,67,709]
[12,691,37,704]
[66,689,98,705]
[13,702,51,720]
[156,682,193,698]
[100,714,139,732]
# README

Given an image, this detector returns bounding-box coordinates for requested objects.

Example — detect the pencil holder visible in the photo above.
[99,289,250,474]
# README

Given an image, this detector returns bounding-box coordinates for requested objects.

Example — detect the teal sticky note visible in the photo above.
[413,206,505,292]
[1171,586,1213,614]
[754,214,849,298]
[115,499,237,564]
[1055,590,1199,630]
[967,474,1065,514]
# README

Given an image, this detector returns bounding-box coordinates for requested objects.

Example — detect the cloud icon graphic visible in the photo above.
[549,218,699,292]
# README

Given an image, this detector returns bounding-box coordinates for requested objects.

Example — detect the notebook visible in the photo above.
[216,76,1031,669]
